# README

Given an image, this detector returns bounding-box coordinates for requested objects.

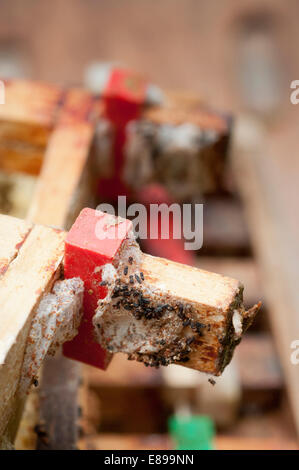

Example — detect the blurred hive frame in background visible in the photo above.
[0,76,234,448]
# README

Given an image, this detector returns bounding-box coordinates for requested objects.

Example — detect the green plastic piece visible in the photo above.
[168,414,215,450]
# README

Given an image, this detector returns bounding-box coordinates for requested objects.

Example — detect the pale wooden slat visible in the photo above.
[0,223,65,439]
[141,254,243,375]
[103,253,258,375]
[231,117,299,437]
[142,253,241,310]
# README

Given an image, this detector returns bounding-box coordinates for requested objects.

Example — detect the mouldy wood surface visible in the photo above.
[89,333,279,382]
[125,96,231,198]
[143,96,229,133]
[139,254,258,375]
[98,247,259,375]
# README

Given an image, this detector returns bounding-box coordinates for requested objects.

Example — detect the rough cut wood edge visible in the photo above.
[27,88,101,228]
[0,223,65,446]
[0,215,33,449]
[140,254,259,375]
[231,116,299,437]
[98,245,259,375]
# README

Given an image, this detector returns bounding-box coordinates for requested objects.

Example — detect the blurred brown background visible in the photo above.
[0,0,298,111]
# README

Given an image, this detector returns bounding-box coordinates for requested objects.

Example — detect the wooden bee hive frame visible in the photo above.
[1,79,298,447]
[0,215,65,447]
[231,117,299,438]
[0,80,101,449]
[0,79,242,448]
